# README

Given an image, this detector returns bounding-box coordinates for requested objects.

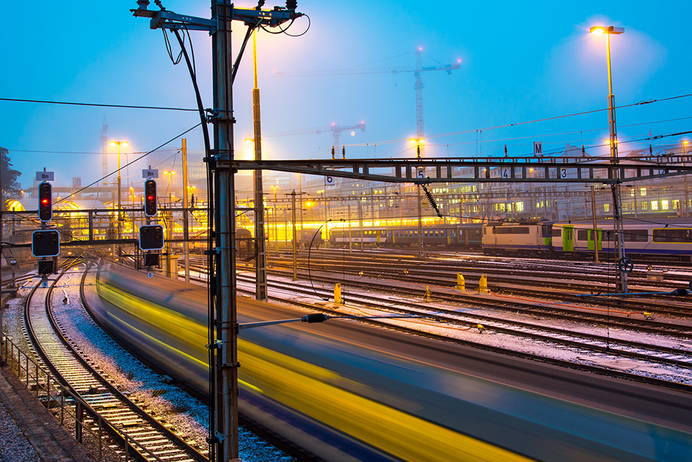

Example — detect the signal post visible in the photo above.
[140,171,164,268]
[132,2,304,461]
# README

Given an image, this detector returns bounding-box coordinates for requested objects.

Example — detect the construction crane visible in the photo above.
[324,121,366,148]
[263,120,366,150]
[275,47,461,143]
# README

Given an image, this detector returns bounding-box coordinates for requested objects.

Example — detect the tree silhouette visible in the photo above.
[1,147,22,201]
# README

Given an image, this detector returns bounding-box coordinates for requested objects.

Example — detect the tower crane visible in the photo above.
[263,120,366,150]
[275,47,461,143]
[323,120,366,148]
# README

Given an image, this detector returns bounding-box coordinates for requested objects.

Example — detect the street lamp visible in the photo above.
[683,139,690,217]
[589,24,629,292]
[110,140,128,257]
[409,137,426,256]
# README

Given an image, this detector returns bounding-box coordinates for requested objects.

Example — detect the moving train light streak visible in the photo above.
[90,264,691,462]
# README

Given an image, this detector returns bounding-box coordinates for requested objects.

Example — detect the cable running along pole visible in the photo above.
[132,3,304,461]
[600,26,628,293]
[252,29,268,301]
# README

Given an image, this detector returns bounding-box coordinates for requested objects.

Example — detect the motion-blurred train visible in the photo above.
[91,264,690,461]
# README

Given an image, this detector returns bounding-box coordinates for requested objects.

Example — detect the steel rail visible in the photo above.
[24,262,208,462]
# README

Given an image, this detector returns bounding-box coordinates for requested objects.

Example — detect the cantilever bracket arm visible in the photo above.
[131,6,300,32]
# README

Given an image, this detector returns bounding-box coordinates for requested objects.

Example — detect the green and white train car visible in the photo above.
[552,222,692,262]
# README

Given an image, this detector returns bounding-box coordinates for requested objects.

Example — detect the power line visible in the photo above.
[343,92,692,147]
[56,123,202,204]
[519,129,692,158]
[0,97,198,112]
[7,149,167,155]
[430,115,692,148]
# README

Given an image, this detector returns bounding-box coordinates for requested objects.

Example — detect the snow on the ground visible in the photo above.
[5,266,294,462]
[251,271,692,385]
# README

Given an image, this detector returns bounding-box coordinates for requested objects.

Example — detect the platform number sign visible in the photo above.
[533,142,542,156]
[325,175,336,188]
[35,170,55,182]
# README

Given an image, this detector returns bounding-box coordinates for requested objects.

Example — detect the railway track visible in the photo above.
[233,273,691,369]
[23,262,208,462]
[282,248,692,282]
[211,274,689,391]
[189,262,690,336]
[256,253,692,318]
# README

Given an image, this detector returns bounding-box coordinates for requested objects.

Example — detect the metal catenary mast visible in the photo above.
[132,2,304,461]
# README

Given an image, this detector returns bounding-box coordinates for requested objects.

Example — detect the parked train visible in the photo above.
[483,220,692,262]
[316,219,692,262]
[328,224,483,249]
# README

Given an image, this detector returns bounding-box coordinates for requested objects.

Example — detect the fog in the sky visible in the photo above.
[1,0,690,189]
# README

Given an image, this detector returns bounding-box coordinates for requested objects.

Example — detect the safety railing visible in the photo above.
[0,332,169,462]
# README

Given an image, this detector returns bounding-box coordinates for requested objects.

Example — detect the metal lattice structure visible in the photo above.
[227,154,692,184]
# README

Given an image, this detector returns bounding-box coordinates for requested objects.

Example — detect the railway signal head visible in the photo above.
[143,253,160,267]
[139,224,164,250]
[32,229,61,257]
[144,179,157,217]
[37,259,56,275]
[38,181,52,221]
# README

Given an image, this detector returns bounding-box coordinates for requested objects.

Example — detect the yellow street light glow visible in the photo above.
[110,140,129,147]
[304,201,315,208]
[408,137,426,145]
[683,139,690,146]
[589,25,624,35]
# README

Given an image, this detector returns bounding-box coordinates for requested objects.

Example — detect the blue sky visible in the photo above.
[1,1,690,189]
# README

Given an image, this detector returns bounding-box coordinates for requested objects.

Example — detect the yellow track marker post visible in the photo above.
[456,273,465,292]
[423,285,432,302]
[334,283,344,305]
[478,274,489,294]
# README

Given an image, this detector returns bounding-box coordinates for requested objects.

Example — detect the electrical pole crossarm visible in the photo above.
[131,4,301,31]
[131,8,218,31]
[230,7,303,27]
[421,63,461,73]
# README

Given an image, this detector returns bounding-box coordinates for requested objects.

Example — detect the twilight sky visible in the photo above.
[1,1,690,190]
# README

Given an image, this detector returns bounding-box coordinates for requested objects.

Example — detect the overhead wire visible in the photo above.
[0,97,197,112]
[342,92,692,147]
[55,123,201,204]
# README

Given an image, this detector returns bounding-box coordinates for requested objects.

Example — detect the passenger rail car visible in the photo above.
[328,224,483,249]
[552,222,692,262]
[482,223,553,255]
[91,264,692,462]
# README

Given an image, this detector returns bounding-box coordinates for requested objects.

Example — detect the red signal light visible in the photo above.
[38,182,52,221]
[144,180,157,217]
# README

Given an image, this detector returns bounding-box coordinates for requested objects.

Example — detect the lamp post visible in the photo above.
[683,139,689,217]
[270,184,279,254]
[590,25,628,292]
[110,140,128,257]
[163,170,177,198]
[410,138,426,257]
[129,186,136,240]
